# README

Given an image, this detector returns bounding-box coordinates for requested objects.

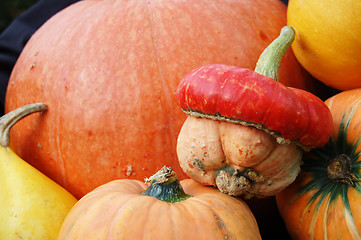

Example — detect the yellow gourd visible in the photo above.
[287,0,361,90]
[0,103,77,240]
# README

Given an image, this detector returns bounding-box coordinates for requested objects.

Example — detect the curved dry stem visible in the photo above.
[0,103,47,147]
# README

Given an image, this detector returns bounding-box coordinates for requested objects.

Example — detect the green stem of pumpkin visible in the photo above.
[0,103,47,148]
[141,166,191,203]
[254,26,295,81]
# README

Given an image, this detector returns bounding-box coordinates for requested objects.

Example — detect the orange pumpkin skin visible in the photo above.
[276,89,361,239]
[5,0,313,198]
[58,178,261,240]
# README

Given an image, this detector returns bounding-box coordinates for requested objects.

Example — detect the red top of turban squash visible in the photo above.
[176,27,333,198]
[5,0,315,198]
[177,27,332,150]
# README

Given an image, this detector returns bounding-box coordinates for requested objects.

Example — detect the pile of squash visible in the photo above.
[2,0,361,239]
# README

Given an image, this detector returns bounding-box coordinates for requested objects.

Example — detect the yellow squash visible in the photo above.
[287,0,361,90]
[0,103,77,240]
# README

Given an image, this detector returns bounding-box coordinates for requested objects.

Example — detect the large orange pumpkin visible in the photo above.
[5,0,314,198]
[276,89,361,239]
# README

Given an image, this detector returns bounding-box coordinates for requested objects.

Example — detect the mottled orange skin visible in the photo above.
[58,178,261,240]
[326,90,361,151]
[5,0,313,198]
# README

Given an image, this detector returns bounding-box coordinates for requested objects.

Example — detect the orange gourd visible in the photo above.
[58,167,261,240]
[276,89,361,239]
[5,0,313,198]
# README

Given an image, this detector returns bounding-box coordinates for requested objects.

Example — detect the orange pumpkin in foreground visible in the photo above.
[5,0,314,198]
[277,89,361,239]
[58,167,261,239]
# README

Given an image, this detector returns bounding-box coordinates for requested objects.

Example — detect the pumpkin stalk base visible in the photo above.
[142,166,191,203]
[327,154,360,187]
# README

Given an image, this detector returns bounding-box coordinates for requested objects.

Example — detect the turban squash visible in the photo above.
[176,27,332,198]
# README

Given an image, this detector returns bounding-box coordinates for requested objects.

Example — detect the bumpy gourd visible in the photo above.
[176,27,332,198]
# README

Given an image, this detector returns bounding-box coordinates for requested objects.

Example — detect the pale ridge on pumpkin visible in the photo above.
[308,199,320,240]
[322,200,330,240]
[345,207,361,240]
